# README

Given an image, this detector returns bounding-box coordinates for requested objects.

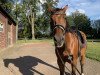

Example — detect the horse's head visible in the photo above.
[49,5,68,48]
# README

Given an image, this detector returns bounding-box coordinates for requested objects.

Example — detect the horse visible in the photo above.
[48,5,87,75]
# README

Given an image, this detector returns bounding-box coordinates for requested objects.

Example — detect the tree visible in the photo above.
[21,0,40,39]
[67,16,75,26]
[0,0,14,17]
[91,19,100,39]
[39,0,58,37]
[71,10,92,37]
[93,19,100,33]
[13,0,41,39]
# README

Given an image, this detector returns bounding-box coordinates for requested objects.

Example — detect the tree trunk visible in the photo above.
[28,5,35,40]
[31,12,35,39]
[16,0,18,42]
[16,20,18,41]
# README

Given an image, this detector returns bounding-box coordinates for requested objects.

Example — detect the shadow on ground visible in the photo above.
[3,56,57,75]
[3,56,71,75]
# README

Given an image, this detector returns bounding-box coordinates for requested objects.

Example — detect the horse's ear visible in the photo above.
[62,5,68,12]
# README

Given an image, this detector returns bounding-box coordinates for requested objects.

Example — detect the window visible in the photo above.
[0,21,3,32]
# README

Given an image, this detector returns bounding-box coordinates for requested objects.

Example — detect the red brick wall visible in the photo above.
[0,12,7,49]
[11,23,16,44]
[0,12,16,50]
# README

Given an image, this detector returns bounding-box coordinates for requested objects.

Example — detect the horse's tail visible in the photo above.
[79,31,87,48]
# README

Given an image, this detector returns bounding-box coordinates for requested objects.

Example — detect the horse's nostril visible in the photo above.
[54,37,57,42]
[60,37,64,42]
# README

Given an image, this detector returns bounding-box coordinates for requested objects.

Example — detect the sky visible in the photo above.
[57,0,100,20]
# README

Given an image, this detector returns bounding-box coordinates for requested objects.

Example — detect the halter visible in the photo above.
[53,25,66,35]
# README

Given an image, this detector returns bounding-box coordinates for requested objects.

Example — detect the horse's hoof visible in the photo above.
[82,73,84,75]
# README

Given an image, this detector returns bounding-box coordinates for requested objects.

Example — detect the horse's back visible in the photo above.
[77,31,86,44]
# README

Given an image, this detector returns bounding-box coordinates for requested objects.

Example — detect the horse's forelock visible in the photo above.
[51,8,62,14]
[55,8,62,11]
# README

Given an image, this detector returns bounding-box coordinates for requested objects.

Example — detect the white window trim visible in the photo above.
[0,21,3,32]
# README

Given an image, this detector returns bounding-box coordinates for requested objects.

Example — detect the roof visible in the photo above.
[0,5,16,25]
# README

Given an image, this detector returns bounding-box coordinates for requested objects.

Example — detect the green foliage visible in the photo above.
[69,11,92,38]
[67,16,75,26]
[0,0,15,19]
[91,19,100,39]
[0,0,14,13]
[34,0,58,38]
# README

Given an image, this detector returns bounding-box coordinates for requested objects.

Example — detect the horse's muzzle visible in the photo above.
[54,36,65,48]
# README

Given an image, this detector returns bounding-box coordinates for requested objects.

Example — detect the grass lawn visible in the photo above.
[86,42,100,61]
[17,39,53,44]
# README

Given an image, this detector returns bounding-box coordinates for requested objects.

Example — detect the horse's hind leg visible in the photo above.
[80,55,86,75]
[57,59,65,75]
[80,48,86,75]
[80,56,84,75]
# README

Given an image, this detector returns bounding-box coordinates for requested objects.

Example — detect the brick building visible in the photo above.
[0,6,16,50]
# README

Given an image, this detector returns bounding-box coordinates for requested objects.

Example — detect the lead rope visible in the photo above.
[56,49,75,75]
[57,49,81,75]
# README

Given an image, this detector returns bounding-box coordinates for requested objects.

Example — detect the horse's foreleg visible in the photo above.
[57,59,65,75]
[71,58,77,75]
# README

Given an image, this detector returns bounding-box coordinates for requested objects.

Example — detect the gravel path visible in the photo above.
[0,42,100,75]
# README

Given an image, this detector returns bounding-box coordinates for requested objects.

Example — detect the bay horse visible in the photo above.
[49,5,87,75]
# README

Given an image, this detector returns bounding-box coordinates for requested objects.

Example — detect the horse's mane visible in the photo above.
[66,26,77,33]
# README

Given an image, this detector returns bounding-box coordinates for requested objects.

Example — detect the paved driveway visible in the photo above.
[0,42,100,75]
